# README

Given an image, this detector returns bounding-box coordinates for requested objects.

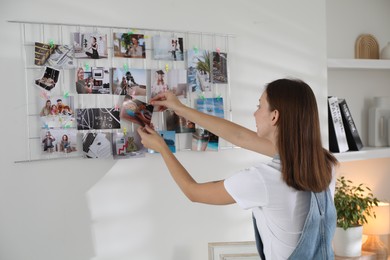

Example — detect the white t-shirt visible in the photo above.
[224,157,335,260]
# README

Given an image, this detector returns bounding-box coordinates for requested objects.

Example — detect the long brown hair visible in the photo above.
[266,78,338,192]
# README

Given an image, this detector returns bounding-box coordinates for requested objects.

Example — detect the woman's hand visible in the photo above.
[137,125,168,153]
[150,91,185,115]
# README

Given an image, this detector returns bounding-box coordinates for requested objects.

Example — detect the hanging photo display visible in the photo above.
[113,33,146,59]
[27,26,231,161]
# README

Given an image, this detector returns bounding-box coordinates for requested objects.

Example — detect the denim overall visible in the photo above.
[253,189,336,260]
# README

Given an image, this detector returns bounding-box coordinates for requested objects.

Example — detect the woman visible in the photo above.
[137,78,338,259]
[61,134,70,152]
[85,36,99,59]
[40,100,51,116]
[151,70,168,98]
[76,67,92,94]
[128,36,143,57]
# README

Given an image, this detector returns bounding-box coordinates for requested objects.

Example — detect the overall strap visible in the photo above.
[252,214,266,260]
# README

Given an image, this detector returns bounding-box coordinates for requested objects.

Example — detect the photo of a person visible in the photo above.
[61,134,71,153]
[75,67,92,94]
[113,33,146,58]
[112,68,147,96]
[152,35,184,61]
[40,100,51,116]
[51,104,58,115]
[75,66,110,94]
[73,32,107,59]
[128,35,143,57]
[42,131,55,152]
[85,36,99,59]
[151,70,168,98]
[39,96,75,129]
[120,96,154,127]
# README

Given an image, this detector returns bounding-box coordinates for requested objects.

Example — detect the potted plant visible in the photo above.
[333,176,379,257]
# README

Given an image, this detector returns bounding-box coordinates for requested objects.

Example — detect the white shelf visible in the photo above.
[334,147,390,162]
[328,58,390,69]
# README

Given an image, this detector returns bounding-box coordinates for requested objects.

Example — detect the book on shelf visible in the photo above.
[328,96,349,153]
[338,98,363,151]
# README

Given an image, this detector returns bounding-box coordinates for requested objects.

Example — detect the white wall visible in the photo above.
[0,1,328,260]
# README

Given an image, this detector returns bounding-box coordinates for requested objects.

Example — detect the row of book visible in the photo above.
[328,96,363,153]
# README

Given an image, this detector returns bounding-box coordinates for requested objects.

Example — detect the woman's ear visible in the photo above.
[271,110,279,126]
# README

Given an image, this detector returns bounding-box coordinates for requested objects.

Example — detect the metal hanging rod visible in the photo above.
[8,20,235,37]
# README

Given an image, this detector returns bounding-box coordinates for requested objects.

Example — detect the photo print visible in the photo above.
[113,33,146,58]
[163,110,195,133]
[196,97,224,119]
[35,67,60,91]
[159,131,176,153]
[150,69,168,98]
[193,97,224,151]
[112,131,146,159]
[212,52,228,84]
[76,108,121,130]
[152,35,184,61]
[187,49,211,92]
[41,129,78,154]
[75,66,111,94]
[167,69,188,98]
[39,96,75,129]
[35,42,75,69]
[73,32,108,59]
[191,128,218,152]
[82,132,112,159]
[120,96,154,127]
[112,68,147,96]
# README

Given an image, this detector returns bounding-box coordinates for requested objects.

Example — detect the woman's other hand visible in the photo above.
[150,91,185,115]
[137,125,168,153]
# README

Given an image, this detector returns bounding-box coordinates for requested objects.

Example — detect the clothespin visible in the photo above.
[193,46,199,54]
[123,127,127,136]
[128,30,134,35]
[44,123,49,129]
[49,39,55,49]
[165,64,169,72]
[63,91,69,98]
[114,104,120,111]
[216,94,222,101]
[199,92,205,100]
[64,123,71,129]
[144,35,150,39]
[123,63,128,72]
[85,63,90,71]
[216,47,221,54]
[40,90,49,100]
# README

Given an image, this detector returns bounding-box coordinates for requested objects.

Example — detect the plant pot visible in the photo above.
[333,226,363,257]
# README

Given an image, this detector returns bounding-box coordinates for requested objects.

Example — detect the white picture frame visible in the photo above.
[208,241,260,260]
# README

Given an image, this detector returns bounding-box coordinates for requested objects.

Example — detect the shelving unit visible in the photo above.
[327,58,390,162]
[328,58,390,70]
